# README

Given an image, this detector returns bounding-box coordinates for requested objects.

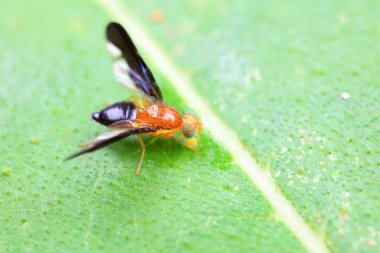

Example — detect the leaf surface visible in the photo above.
[0,0,379,253]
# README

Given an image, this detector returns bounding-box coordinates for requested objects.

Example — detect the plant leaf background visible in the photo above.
[0,0,379,252]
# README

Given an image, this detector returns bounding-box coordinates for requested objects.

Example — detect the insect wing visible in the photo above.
[106,22,163,102]
[65,126,158,160]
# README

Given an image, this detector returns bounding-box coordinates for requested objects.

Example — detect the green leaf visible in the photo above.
[0,0,378,253]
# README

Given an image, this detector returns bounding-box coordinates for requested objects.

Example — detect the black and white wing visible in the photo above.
[106,22,163,102]
[65,126,158,160]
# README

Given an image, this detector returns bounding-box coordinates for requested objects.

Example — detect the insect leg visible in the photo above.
[136,135,146,175]
[141,97,152,107]
[128,95,141,107]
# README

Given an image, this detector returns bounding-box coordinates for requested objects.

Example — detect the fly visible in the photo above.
[66,22,202,175]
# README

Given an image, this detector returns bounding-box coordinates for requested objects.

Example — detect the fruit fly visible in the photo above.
[66,22,202,174]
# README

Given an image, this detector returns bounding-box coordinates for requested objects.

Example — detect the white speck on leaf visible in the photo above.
[296,174,308,183]
[355,156,360,166]
[329,154,337,161]
[343,192,351,198]
[341,92,350,100]
[251,68,261,82]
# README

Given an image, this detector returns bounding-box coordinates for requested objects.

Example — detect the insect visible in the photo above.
[66,22,202,175]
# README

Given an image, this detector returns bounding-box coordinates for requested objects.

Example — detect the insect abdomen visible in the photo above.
[92,101,136,126]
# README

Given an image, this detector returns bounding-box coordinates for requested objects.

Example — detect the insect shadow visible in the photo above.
[107,136,189,173]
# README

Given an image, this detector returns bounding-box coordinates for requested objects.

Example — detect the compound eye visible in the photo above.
[182,122,197,138]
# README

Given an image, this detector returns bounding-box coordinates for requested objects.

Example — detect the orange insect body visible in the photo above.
[136,103,182,130]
